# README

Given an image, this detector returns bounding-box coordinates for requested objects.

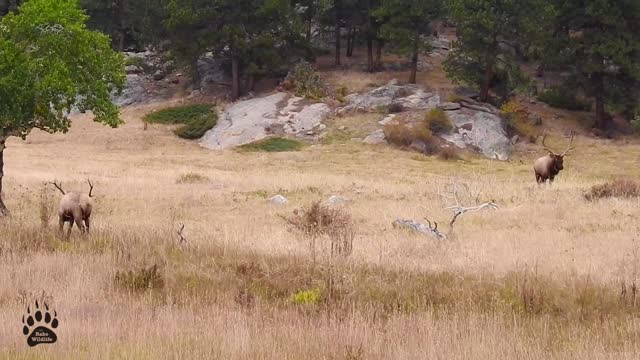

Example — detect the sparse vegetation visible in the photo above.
[114,264,165,292]
[425,108,453,134]
[239,137,306,152]
[176,172,209,184]
[584,179,640,201]
[500,100,540,142]
[144,104,218,139]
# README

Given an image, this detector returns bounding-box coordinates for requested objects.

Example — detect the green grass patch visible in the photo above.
[144,104,217,139]
[239,137,306,152]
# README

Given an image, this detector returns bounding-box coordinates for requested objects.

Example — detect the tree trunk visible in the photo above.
[191,57,201,90]
[480,65,494,103]
[594,72,607,129]
[409,35,419,84]
[334,0,341,66]
[0,136,8,217]
[346,26,354,57]
[366,36,374,72]
[231,56,240,101]
[116,0,126,51]
[375,39,384,71]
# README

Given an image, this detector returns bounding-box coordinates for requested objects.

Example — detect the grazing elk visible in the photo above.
[534,131,576,184]
[51,180,94,238]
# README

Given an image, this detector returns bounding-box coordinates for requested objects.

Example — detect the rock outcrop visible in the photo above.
[200,93,331,150]
[337,80,440,115]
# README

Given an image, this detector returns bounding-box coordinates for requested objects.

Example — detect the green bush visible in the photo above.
[239,137,306,152]
[425,109,453,134]
[290,288,322,305]
[282,61,327,100]
[144,104,217,139]
[537,87,591,111]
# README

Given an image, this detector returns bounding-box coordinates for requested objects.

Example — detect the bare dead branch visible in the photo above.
[177,223,186,244]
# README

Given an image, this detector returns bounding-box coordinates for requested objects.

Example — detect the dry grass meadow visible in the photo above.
[1,94,640,359]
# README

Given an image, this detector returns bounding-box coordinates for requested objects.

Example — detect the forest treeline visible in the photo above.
[1,0,639,128]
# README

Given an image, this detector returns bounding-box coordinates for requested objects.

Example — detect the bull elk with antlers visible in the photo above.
[51,180,95,238]
[534,130,576,184]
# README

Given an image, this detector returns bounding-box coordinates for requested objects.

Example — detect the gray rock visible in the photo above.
[409,140,429,154]
[125,65,143,74]
[112,74,147,106]
[440,110,512,161]
[511,135,520,144]
[324,195,349,206]
[153,70,166,81]
[378,114,397,125]
[337,80,440,115]
[200,93,331,150]
[269,195,288,205]
[362,129,387,144]
[440,102,462,111]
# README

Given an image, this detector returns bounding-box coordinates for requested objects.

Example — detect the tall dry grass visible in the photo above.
[0,104,640,358]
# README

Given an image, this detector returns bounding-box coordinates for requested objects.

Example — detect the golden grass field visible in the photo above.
[1,76,640,358]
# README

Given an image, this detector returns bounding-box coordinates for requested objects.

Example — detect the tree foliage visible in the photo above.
[377,0,442,83]
[544,0,640,129]
[443,0,553,103]
[0,0,125,214]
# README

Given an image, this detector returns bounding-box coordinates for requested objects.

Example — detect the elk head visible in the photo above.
[534,130,576,184]
[541,130,575,170]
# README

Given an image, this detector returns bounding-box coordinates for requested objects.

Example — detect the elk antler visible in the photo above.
[560,131,576,156]
[51,182,66,195]
[86,179,94,198]
[540,129,556,155]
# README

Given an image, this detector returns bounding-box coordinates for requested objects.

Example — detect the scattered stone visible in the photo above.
[269,195,288,205]
[324,195,349,206]
[378,114,397,125]
[511,135,520,145]
[125,65,143,74]
[409,140,429,154]
[153,70,166,81]
[362,129,387,145]
[439,102,462,111]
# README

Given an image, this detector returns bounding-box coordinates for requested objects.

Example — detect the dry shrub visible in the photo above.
[437,146,461,161]
[500,100,539,143]
[584,179,640,201]
[176,172,209,184]
[383,120,432,147]
[38,185,55,229]
[282,201,355,258]
[425,108,452,134]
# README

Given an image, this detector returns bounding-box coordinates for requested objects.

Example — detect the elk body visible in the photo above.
[534,131,575,184]
[52,180,94,237]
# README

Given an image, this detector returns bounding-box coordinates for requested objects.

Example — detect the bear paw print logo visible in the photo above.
[22,300,59,347]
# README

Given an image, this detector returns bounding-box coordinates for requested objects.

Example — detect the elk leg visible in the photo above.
[84,217,90,234]
[58,216,65,234]
[75,218,85,234]
[66,220,74,239]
